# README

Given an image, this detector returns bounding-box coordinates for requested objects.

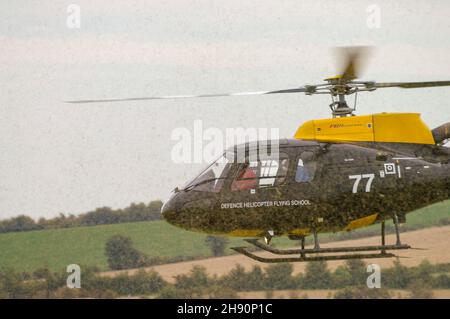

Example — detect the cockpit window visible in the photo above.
[183,154,231,192]
[231,156,289,191]
[295,151,317,183]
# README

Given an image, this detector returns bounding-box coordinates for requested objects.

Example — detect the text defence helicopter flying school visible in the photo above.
[69,48,450,263]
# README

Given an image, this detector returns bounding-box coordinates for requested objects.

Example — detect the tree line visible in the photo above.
[0,201,163,234]
[1,258,446,298]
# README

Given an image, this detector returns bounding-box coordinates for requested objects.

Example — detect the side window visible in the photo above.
[295,151,317,183]
[231,157,289,191]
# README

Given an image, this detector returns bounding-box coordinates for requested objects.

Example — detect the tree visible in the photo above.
[220,264,248,290]
[332,260,374,289]
[246,266,266,290]
[105,235,147,270]
[334,286,392,299]
[172,266,213,298]
[148,200,163,214]
[174,266,211,290]
[32,267,65,298]
[413,259,434,284]
[433,274,450,288]
[302,261,333,289]
[0,200,165,234]
[158,285,188,299]
[384,259,412,288]
[132,270,166,295]
[0,215,40,233]
[265,263,296,290]
[82,207,119,226]
[0,269,32,298]
[106,270,166,296]
[205,236,229,257]
[333,266,352,288]
[345,259,367,286]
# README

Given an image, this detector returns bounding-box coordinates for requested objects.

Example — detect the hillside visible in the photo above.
[0,200,448,273]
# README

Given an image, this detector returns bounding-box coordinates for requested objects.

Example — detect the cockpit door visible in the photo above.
[219,152,291,206]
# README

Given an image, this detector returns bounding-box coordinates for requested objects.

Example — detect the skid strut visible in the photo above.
[231,220,411,263]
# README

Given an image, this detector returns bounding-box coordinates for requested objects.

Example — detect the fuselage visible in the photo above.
[162,139,450,238]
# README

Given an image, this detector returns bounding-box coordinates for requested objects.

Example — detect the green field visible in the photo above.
[0,200,448,273]
[0,221,243,272]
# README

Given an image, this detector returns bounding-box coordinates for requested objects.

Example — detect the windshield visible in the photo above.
[183,153,231,192]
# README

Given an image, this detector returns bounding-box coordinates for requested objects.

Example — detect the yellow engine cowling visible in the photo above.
[294,113,435,145]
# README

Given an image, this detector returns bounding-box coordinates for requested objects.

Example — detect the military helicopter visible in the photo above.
[68,47,450,262]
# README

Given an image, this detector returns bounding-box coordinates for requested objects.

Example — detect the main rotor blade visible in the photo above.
[373,81,450,89]
[66,87,307,104]
[335,46,372,81]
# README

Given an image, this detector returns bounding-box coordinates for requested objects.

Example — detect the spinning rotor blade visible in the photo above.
[66,87,308,104]
[372,81,450,89]
[335,46,372,81]
[66,45,450,115]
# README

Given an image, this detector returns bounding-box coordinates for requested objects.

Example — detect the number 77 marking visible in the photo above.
[349,174,375,193]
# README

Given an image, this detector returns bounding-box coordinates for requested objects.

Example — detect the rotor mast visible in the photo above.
[330,94,354,117]
[325,76,357,117]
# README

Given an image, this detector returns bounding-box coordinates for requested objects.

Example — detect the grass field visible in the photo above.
[0,200,448,273]
[0,220,244,272]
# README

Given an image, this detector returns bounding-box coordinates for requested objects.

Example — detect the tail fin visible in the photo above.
[432,122,450,144]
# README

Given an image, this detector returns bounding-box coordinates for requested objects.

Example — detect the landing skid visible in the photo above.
[231,215,412,263]
[231,241,410,263]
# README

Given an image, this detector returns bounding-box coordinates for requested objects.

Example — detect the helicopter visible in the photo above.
[68,47,450,263]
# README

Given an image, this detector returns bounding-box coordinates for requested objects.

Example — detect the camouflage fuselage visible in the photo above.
[162,140,450,237]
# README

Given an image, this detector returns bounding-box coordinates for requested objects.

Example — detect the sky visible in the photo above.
[1,0,450,219]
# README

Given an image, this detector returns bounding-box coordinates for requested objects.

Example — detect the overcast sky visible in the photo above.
[1,0,450,219]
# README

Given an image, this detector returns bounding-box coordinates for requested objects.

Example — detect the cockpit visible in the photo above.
[161,140,322,232]
[181,145,318,194]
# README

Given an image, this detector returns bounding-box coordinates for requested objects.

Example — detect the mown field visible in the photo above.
[0,200,448,273]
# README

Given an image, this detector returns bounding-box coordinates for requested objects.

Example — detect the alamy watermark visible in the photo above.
[366,4,381,29]
[366,263,381,288]
[171,120,280,164]
[66,4,81,29]
[66,264,81,289]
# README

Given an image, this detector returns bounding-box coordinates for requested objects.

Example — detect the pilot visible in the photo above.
[295,159,311,182]
[231,163,258,191]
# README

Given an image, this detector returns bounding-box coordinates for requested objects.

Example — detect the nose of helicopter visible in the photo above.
[161,194,196,232]
[161,191,215,232]
[161,197,177,223]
